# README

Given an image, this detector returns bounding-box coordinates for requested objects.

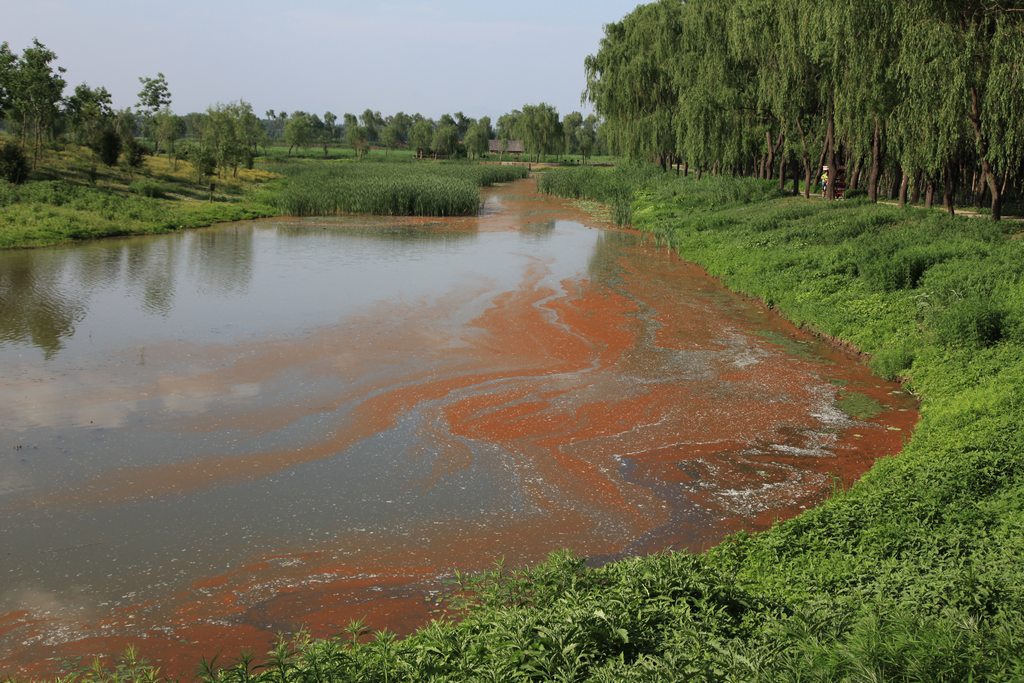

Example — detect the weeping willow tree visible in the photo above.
[678,0,755,177]
[984,10,1024,219]
[584,0,682,169]
[831,0,901,201]
[728,0,823,195]
[585,0,1024,219]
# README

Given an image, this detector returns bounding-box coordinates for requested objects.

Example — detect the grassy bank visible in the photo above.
[0,146,528,248]
[0,143,278,249]
[32,172,1024,682]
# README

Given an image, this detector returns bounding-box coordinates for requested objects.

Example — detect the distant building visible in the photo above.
[488,139,524,156]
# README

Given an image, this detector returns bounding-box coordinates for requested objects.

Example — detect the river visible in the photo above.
[0,178,916,677]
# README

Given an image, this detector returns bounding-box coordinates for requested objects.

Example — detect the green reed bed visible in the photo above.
[538,164,663,224]
[273,162,527,217]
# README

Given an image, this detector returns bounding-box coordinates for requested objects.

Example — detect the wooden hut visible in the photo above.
[488,139,524,157]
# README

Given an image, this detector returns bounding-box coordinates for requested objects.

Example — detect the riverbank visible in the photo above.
[628,176,1024,678]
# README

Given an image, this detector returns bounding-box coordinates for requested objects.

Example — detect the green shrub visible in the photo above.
[538,165,663,224]
[130,179,166,198]
[183,142,216,179]
[122,136,146,173]
[0,141,30,184]
[870,342,916,379]
[929,297,1007,348]
[860,245,952,291]
[93,127,121,166]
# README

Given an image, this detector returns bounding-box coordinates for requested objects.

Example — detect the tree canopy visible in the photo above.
[585,0,1024,218]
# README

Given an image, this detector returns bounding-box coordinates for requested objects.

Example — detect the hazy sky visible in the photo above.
[4,0,640,120]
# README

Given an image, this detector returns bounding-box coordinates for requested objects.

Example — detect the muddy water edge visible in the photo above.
[0,178,917,678]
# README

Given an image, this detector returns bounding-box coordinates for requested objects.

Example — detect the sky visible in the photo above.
[3,0,641,120]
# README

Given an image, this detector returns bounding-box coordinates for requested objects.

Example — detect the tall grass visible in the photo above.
[273,163,528,217]
[0,146,527,248]
[538,165,660,224]
[540,165,785,226]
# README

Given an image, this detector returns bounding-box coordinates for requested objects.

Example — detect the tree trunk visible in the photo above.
[911,171,922,204]
[778,152,787,191]
[803,153,813,199]
[969,86,1002,221]
[683,162,689,177]
[867,120,883,202]
[777,134,786,179]
[850,159,862,191]
[978,159,1002,220]
[824,107,836,200]
[943,165,955,216]
[898,172,910,208]
[924,180,934,209]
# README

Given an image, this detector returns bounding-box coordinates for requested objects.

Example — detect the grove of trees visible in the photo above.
[585,0,1024,219]
[0,37,611,187]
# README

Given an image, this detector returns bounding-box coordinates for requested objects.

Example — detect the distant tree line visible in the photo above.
[585,0,1024,219]
[0,37,611,186]
[265,106,605,163]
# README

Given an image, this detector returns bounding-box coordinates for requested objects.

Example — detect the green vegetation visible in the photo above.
[0,145,276,248]
[540,165,773,225]
[584,0,1024,219]
[0,177,272,249]
[0,135,530,247]
[836,392,885,420]
[273,162,527,218]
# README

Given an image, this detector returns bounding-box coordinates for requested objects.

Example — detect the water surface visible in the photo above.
[0,179,916,677]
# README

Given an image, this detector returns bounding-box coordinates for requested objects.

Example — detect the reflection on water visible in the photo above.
[0,251,86,358]
[0,179,918,679]
[0,216,493,361]
[188,227,255,296]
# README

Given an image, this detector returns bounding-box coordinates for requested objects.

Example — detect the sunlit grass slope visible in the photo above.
[0,143,276,249]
